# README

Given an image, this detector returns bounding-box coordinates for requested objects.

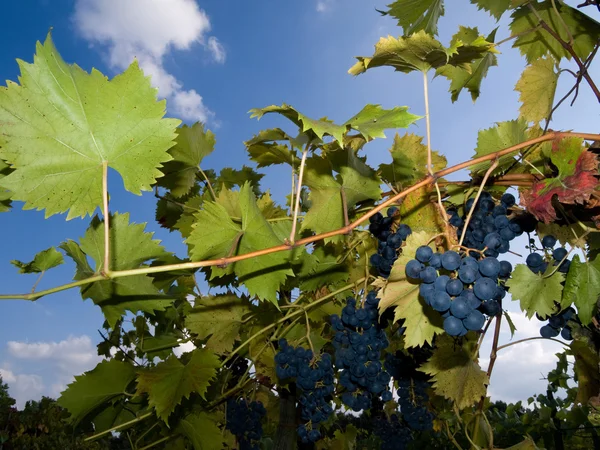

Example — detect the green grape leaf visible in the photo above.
[563,255,600,325]
[216,166,264,196]
[0,160,12,212]
[506,263,566,318]
[419,335,489,410]
[60,212,174,328]
[373,231,444,347]
[58,360,136,425]
[570,339,600,404]
[515,57,558,124]
[157,123,215,198]
[174,195,205,239]
[503,311,517,338]
[91,402,140,434]
[187,183,293,303]
[11,247,64,274]
[342,105,422,140]
[379,133,447,188]
[249,104,346,144]
[510,1,600,63]
[537,222,587,249]
[0,34,179,219]
[400,187,445,234]
[330,148,382,208]
[379,0,445,35]
[436,27,498,102]
[470,119,529,175]
[177,412,224,450]
[247,142,296,168]
[470,0,512,19]
[520,139,599,223]
[297,245,350,292]
[327,424,359,450]
[185,294,251,354]
[349,30,497,75]
[135,348,220,422]
[503,437,543,450]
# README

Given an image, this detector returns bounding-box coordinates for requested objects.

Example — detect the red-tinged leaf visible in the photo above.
[520,139,600,223]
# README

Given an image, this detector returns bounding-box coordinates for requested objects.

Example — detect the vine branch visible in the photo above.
[102,161,110,275]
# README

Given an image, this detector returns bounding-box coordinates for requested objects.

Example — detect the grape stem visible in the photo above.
[84,411,153,442]
[478,306,503,412]
[102,161,110,275]
[496,336,569,352]
[2,131,600,301]
[289,143,311,244]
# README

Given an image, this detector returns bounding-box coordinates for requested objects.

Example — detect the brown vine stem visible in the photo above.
[496,336,569,352]
[290,144,310,244]
[528,3,600,102]
[102,161,110,275]
[458,159,499,247]
[1,131,600,301]
[478,307,503,411]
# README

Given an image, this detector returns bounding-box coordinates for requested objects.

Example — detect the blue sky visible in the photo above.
[0,0,598,407]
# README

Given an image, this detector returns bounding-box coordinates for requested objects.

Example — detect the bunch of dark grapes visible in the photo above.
[274,339,335,443]
[406,246,510,336]
[447,192,529,258]
[225,398,266,450]
[330,292,393,411]
[373,414,412,450]
[225,357,249,388]
[369,207,412,278]
[396,379,434,431]
[538,307,575,340]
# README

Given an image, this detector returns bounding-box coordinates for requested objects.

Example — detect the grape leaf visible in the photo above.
[349,30,497,75]
[503,311,517,338]
[157,123,215,198]
[372,231,444,348]
[245,128,297,168]
[11,247,64,274]
[135,348,220,422]
[563,255,600,325]
[185,294,251,354]
[470,119,529,175]
[570,339,600,404]
[510,1,600,63]
[379,133,447,189]
[400,187,445,234]
[506,263,565,318]
[297,245,350,292]
[520,139,599,222]
[515,57,559,124]
[187,183,293,303]
[342,105,422,140]
[436,27,498,102]
[0,34,179,219]
[177,412,224,450]
[330,148,382,208]
[470,0,512,19]
[379,0,445,35]
[58,359,136,425]
[503,437,543,450]
[216,166,264,196]
[536,222,587,249]
[60,212,174,328]
[419,335,489,410]
[0,160,12,212]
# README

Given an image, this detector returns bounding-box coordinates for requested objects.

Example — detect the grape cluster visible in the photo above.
[538,307,575,340]
[447,192,525,258]
[406,246,509,336]
[369,208,412,278]
[225,357,249,388]
[330,293,393,411]
[274,339,335,443]
[373,415,412,450]
[396,380,434,431]
[225,398,266,450]
[525,234,571,275]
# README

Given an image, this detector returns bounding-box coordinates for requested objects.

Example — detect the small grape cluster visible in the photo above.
[373,415,412,450]
[368,208,412,278]
[525,234,571,275]
[538,307,575,340]
[225,357,249,388]
[448,193,525,258]
[406,246,510,336]
[397,379,434,431]
[274,339,335,443]
[225,398,266,450]
[330,293,393,411]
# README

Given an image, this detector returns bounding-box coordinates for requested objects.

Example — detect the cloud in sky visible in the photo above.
[1,335,101,407]
[316,0,336,12]
[73,0,225,123]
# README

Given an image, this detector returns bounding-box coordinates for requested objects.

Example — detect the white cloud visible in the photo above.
[73,0,225,123]
[316,0,335,12]
[0,368,45,408]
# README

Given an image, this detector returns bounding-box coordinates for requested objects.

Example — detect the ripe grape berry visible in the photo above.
[225,398,266,450]
[369,209,411,278]
[373,414,412,450]
[536,306,575,341]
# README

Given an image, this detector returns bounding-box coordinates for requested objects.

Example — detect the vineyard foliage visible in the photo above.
[1,1,600,449]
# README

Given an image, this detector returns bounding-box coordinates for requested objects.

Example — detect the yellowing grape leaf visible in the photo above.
[419,335,489,410]
[136,348,220,422]
[0,34,179,219]
[177,412,224,450]
[157,122,215,198]
[470,119,529,175]
[399,187,445,234]
[60,213,174,327]
[185,294,251,354]
[515,57,558,124]
[379,0,445,36]
[506,263,566,318]
[373,231,443,347]
[563,255,600,325]
[510,1,600,63]
[187,183,293,303]
[58,360,136,425]
[0,160,12,212]
[11,247,63,274]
